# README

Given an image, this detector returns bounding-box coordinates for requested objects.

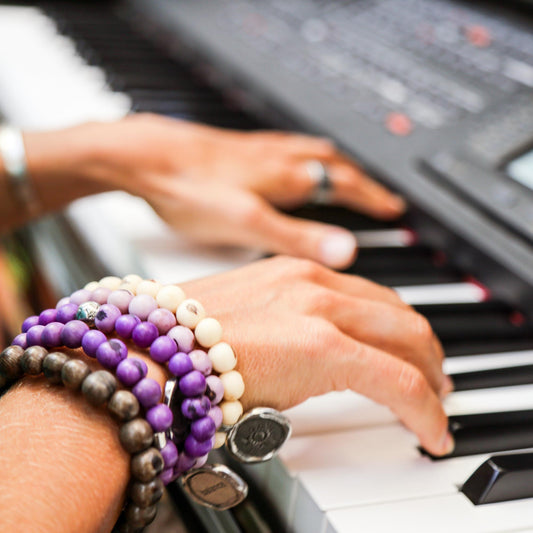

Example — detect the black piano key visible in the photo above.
[366,269,461,286]
[348,246,441,273]
[461,452,533,504]
[452,365,533,391]
[444,338,533,357]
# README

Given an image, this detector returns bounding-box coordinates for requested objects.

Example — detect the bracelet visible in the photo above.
[0,125,39,216]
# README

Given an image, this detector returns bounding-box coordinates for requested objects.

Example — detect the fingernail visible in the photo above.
[440,431,455,456]
[319,231,357,269]
[439,375,454,399]
[388,194,407,213]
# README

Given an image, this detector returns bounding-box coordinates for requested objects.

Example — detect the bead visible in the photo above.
[213,431,227,449]
[98,275,122,290]
[175,453,196,474]
[96,339,128,369]
[120,418,154,454]
[188,349,212,376]
[11,333,27,349]
[221,400,243,426]
[132,378,162,409]
[128,478,164,508]
[84,281,100,291]
[131,321,158,349]
[116,358,148,387]
[82,370,117,406]
[123,274,143,289]
[149,336,177,363]
[167,325,195,353]
[147,308,176,335]
[108,390,140,421]
[128,294,158,321]
[55,303,78,324]
[208,405,223,429]
[107,289,134,314]
[176,298,206,329]
[41,322,64,348]
[168,352,193,377]
[20,346,48,375]
[190,416,216,442]
[75,301,100,326]
[94,304,121,333]
[181,396,211,420]
[208,342,237,373]
[90,287,112,305]
[81,329,107,358]
[156,285,185,313]
[146,404,173,432]
[123,502,157,528]
[220,370,245,401]
[115,314,141,339]
[159,468,175,486]
[179,370,206,397]
[26,325,45,347]
[118,282,136,294]
[42,351,69,384]
[38,308,57,326]
[21,315,39,333]
[205,375,224,404]
[61,320,90,348]
[194,318,223,348]
[184,434,213,458]
[55,297,71,309]
[159,441,178,469]
[0,345,24,379]
[136,280,161,298]
[70,289,92,305]
[61,359,91,389]
[131,447,164,482]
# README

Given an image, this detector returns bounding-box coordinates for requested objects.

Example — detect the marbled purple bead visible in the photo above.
[94,303,121,333]
[91,286,111,305]
[61,320,90,348]
[205,375,225,405]
[115,314,141,339]
[194,454,209,469]
[148,308,176,336]
[70,289,92,305]
[190,416,216,442]
[56,303,78,324]
[128,294,158,321]
[181,396,211,420]
[55,296,71,309]
[189,349,212,376]
[149,336,177,363]
[116,358,148,387]
[132,377,162,408]
[184,434,213,458]
[179,370,206,397]
[168,352,193,377]
[41,322,64,348]
[159,441,178,469]
[208,406,223,429]
[12,333,28,349]
[21,315,39,333]
[175,453,196,474]
[167,325,195,353]
[26,325,45,346]
[146,404,173,432]
[96,339,128,369]
[81,329,107,358]
[107,289,133,314]
[159,468,175,486]
[38,309,57,326]
[132,321,159,349]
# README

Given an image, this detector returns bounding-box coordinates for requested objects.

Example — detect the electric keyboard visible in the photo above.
[3,1,533,532]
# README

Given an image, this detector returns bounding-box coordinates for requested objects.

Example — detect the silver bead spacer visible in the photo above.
[76,301,100,326]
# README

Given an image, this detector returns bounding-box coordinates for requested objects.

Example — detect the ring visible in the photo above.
[306,160,334,205]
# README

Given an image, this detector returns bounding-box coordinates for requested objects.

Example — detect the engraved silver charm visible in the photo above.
[226,407,292,463]
[181,464,248,510]
[76,301,100,326]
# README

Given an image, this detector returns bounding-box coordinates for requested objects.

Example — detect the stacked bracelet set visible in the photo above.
[0,274,292,532]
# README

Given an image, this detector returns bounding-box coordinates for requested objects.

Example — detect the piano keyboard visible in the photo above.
[2,2,533,532]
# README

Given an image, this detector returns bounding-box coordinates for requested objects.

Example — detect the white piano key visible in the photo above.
[352,229,415,248]
[444,350,533,375]
[395,281,487,305]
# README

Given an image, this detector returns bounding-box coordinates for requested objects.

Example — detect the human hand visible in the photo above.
[180,256,454,457]
[83,114,406,269]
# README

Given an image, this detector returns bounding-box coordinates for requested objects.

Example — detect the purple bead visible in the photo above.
[184,434,213,458]
[132,378,162,408]
[41,322,64,348]
[181,396,211,420]
[12,333,28,349]
[96,339,128,369]
[168,352,193,377]
[81,329,107,358]
[208,406,223,429]
[194,454,209,469]
[21,315,39,333]
[90,287,111,305]
[146,404,173,432]
[189,349,212,376]
[159,441,178,469]
[206,375,225,405]
[61,320,90,348]
[94,304,121,333]
[167,325,195,353]
[107,289,133,314]
[150,336,177,363]
[38,309,57,326]
[26,325,45,346]
[175,453,196,474]
[115,314,141,338]
[116,358,147,387]
[70,289,92,305]
[131,321,159,349]
[55,297,71,309]
[148,308,177,335]
[56,303,78,324]
[179,370,206,397]
[159,468,175,486]
[128,294,158,321]
[190,416,216,442]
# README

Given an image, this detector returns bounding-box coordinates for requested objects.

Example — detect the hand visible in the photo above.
[83,114,406,269]
[180,256,454,456]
